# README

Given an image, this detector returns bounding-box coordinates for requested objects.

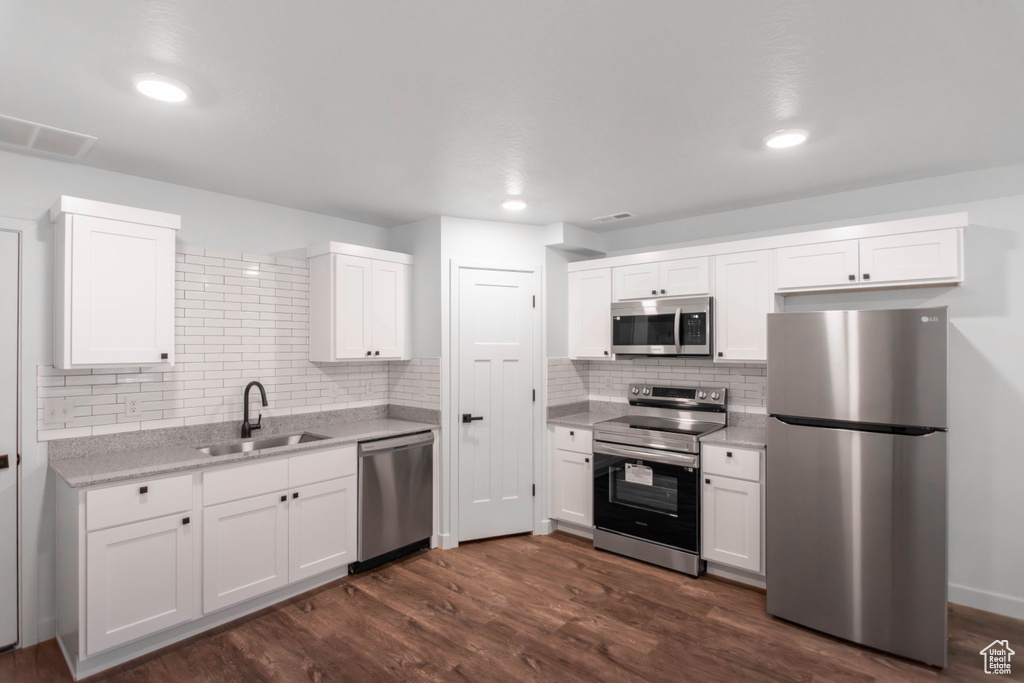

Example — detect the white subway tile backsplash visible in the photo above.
[37,246,440,440]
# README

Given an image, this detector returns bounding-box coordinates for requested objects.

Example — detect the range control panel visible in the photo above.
[628,383,727,409]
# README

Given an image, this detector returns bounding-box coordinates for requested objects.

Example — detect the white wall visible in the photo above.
[0,149,391,646]
[599,172,1024,620]
[0,150,389,257]
[388,217,442,358]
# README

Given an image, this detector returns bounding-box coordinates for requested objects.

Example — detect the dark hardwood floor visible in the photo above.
[3,532,1022,681]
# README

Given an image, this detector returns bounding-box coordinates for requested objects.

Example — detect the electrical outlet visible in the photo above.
[42,398,73,426]
[125,396,141,416]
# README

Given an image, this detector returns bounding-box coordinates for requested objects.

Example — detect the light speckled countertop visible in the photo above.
[50,418,437,488]
[547,412,610,429]
[700,426,767,449]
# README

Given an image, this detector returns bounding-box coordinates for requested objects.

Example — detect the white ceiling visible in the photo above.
[2,1,1023,230]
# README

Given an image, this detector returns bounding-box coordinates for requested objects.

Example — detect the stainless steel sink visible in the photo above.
[197,432,328,456]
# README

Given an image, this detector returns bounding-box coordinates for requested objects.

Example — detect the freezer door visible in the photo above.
[767,307,947,429]
[766,417,947,667]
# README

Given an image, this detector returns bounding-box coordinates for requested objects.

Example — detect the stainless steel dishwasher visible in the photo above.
[350,430,434,573]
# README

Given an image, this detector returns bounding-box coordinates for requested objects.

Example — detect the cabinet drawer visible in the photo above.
[702,445,761,482]
[554,426,592,454]
[203,457,289,507]
[86,474,192,532]
[289,445,357,489]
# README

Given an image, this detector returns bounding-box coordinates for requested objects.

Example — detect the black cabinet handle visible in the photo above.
[569,430,574,436]
[726,451,733,458]
[717,352,723,357]
[462,413,484,423]
[0,454,7,470]
[705,478,711,484]
[293,492,299,499]
[374,351,380,356]
[281,495,287,502]
[603,350,609,355]
[863,273,871,280]
[139,486,148,494]
[848,274,856,281]
[585,458,590,463]
[160,352,168,360]
[182,517,190,525]
[660,289,666,294]
[365,351,372,356]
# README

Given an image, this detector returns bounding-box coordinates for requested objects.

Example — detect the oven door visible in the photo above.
[611,298,711,356]
[593,441,700,553]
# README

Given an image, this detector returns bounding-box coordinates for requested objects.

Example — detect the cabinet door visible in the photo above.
[612,263,661,301]
[660,257,710,296]
[203,491,289,614]
[859,229,960,284]
[568,269,612,359]
[550,448,592,526]
[776,240,860,290]
[69,215,175,366]
[701,475,761,572]
[714,251,773,362]
[371,260,408,360]
[289,476,357,582]
[85,514,193,655]
[333,254,373,359]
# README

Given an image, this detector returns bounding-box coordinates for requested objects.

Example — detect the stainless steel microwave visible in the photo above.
[611,296,712,357]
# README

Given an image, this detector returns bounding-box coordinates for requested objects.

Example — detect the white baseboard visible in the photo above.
[949,583,1024,621]
[437,533,456,550]
[705,562,766,590]
[534,519,554,536]
[37,616,56,642]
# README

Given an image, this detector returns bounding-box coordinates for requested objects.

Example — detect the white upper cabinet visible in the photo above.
[613,257,709,301]
[776,229,962,292]
[568,268,612,360]
[50,196,179,369]
[308,243,412,362]
[859,229,960,284]
[776,240,860,291]
[714,250,774,363]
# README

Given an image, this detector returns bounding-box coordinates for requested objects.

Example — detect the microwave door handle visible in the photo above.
[674,307,681,352]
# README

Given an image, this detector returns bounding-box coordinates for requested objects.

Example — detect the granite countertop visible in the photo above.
[547,412,610,429]
[50,417,437,488]
[700,426,767,449]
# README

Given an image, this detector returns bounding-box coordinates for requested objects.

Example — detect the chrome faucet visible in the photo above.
[241,381,268,438]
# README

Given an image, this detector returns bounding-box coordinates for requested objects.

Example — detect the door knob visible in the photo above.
[462,414,484,423]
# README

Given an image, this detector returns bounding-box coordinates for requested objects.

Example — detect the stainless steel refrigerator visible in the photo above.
[766,307,948,668]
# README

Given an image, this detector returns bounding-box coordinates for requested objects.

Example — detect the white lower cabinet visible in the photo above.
[701,475,761,573]
[549,426,593,527]
[701,444,764,574]
[85,513,194,655]
[289,476,357,582]
[203,491,290,614]
[57,444,360,678]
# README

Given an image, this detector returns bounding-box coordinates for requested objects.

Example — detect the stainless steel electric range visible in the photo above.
[592,384,727,577]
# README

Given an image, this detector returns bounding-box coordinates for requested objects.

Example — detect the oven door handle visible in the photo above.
[593,442,698,467]
[674,307,681,352]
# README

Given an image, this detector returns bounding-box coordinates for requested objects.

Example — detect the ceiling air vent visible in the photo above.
[593,212,634,223]
[0,114,97,159]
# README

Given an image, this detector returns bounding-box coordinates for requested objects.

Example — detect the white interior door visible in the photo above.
[456,267,535,542]
[0,230,17,649]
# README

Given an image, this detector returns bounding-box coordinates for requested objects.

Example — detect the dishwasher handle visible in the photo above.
[359,430,434,454]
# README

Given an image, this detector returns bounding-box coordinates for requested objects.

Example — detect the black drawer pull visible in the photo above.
[160,352,169,360]
[182,517,190,525]
[848,274,856,281]
[660,289,666,294]
[365,351,372,356]
[863,273,871,280]
[293,492,299,499]
[651,289,657,295]
[585,458,590,463]
[374,351,380,356]
[139,486,148,494]
[717,352,723,357]
[705,478,711,484]
[0,454,9,470]
[603,350,609,355]
[726,451,733,458]
[281,495,287,502]
[569,430,574,436]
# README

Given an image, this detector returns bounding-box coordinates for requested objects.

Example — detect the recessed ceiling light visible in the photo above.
[765,129,808,149]
[133,74,190,103]
[502,199,527,210]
